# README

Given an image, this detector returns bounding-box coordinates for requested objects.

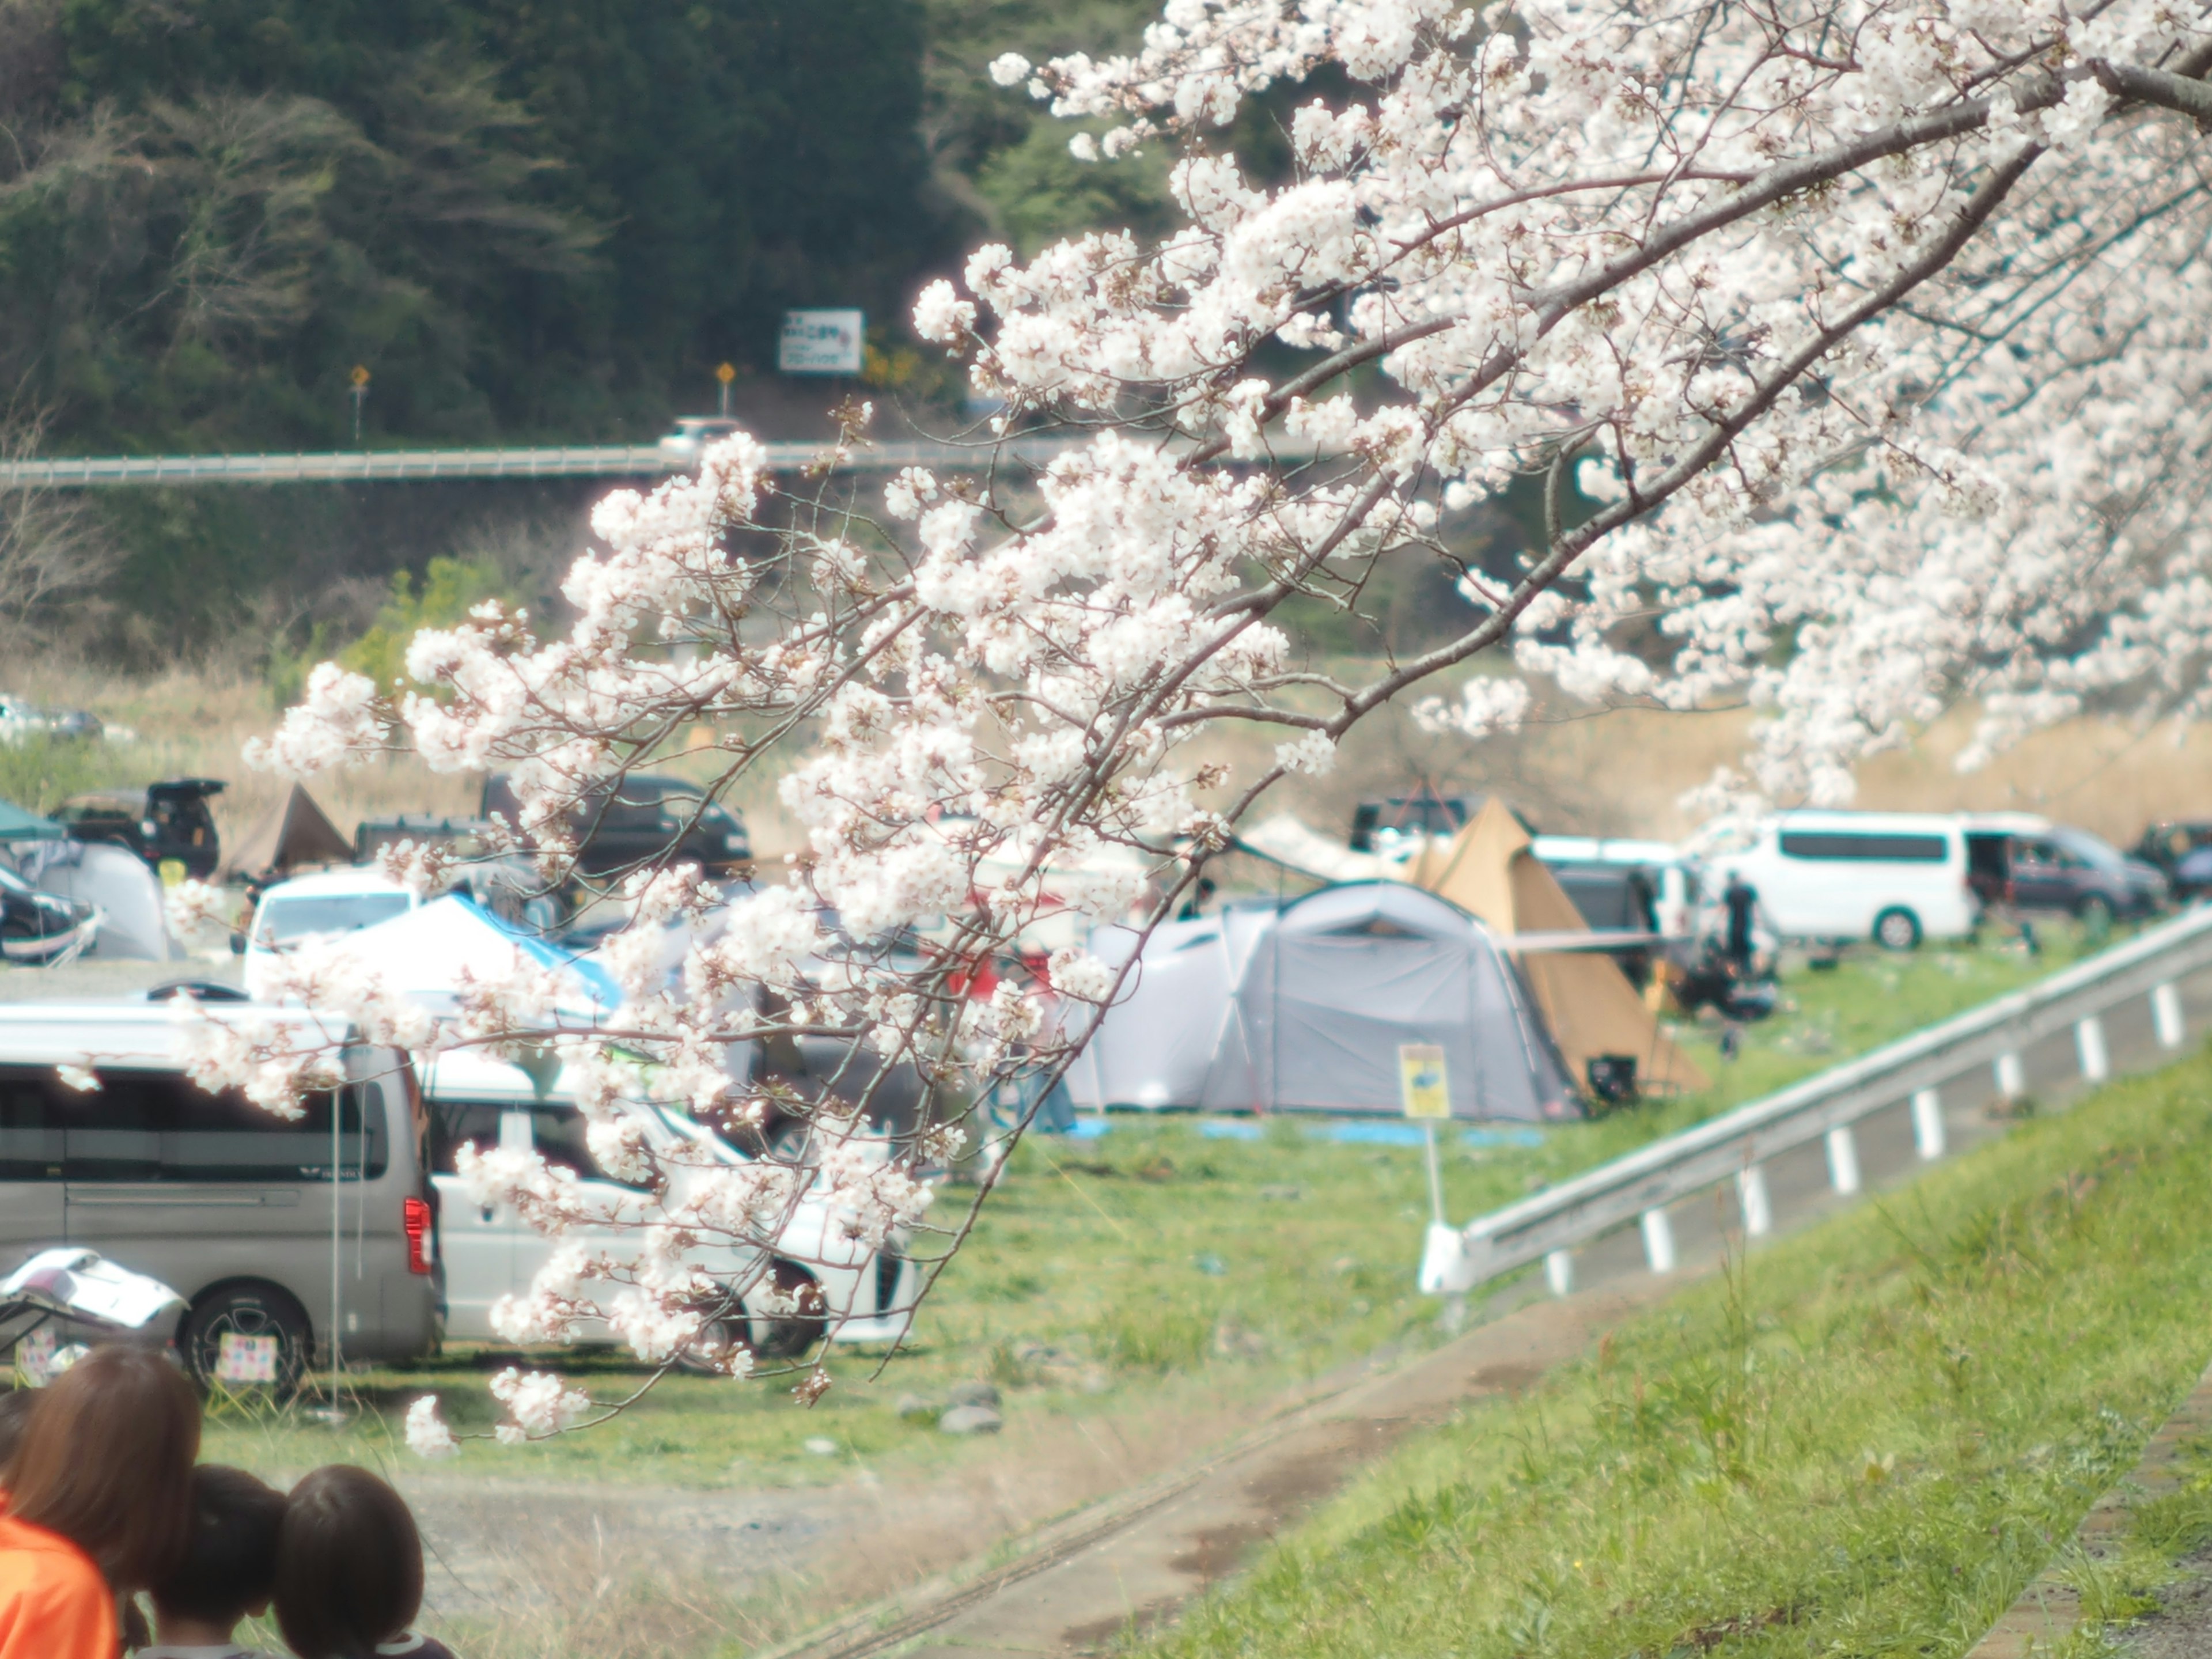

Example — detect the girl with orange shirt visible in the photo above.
[0,1346,199,1659]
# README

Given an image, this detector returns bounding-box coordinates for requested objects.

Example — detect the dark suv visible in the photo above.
[480,772,751,878]
[1967,823,2167,928]
[51,778,226,879]
[2135,820,2212,878]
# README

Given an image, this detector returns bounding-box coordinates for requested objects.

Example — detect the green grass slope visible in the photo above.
[1142,1048,2212,1659]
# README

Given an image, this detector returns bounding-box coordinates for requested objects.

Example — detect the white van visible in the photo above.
[1685,810,1978,949]
[0,1002,440,1388]
[419,1051,919,1363]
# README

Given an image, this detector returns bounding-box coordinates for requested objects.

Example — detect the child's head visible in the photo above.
[149,1465,286,1637]
[8,1344,200,1589]
[273,1465,426,1659]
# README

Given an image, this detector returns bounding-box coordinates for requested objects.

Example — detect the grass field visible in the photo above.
[196,929,2082,1495]
[1135,1043,2212,1659]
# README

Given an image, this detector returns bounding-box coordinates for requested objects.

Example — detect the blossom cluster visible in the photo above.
[187,0,2212,1445]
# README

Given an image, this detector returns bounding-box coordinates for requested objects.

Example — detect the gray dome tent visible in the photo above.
[1068,882,1577,1120]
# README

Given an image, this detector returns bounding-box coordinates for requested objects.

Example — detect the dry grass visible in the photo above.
[1178,680,2212,849]
[3,657,2206,862]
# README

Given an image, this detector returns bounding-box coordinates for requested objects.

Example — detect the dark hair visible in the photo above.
[7,1345,200,1588]
[274,1465,425,1659]
[150,1465,286,1625]
[0,1389,38,1476]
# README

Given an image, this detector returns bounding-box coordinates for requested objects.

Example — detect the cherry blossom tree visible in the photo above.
[168,0,2212,1449]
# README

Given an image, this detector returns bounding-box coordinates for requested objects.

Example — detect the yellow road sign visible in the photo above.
[349,365,370,387]
[1399,1044,1450,1119]
[715,361,737,384]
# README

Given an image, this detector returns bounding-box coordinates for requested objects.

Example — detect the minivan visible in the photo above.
[420,1051,918,1365]
[1685,810,1978,949]
[0,1002,440,1388]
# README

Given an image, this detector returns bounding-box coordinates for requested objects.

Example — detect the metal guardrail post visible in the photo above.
[1736,1165,1773,1236]
[1911,1088,1946,1159]
[1640,1209,1676,1273]
[1544,1250,1573,1297]
[2076,1014,2110,1082]
[1440,907,2212,1296]
[1994,1050,2026,1099]
[2155,981,2187,1048]
[1824,1125,1861,1194]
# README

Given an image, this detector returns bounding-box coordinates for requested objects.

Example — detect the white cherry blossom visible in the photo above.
[185,0,2212,1441]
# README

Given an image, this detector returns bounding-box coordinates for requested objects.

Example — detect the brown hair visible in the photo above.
[273,1465,425,1659]
[0,1389,39,1478]
[7,1345,200,1588]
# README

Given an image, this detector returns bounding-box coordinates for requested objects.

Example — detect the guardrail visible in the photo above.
[1421,905,2212,1296]
[0,435,1095,488]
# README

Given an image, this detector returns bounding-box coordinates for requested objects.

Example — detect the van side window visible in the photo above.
[426,1102,506,1175]
[0,1066,388,1182]
[1777,832,1949,862]
[529,1107,652,1191]
[0,1073,61,1179]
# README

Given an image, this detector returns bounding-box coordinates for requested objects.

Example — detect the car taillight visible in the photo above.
[403,1196,434,1275]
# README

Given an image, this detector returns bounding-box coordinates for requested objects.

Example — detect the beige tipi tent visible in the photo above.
[219,783,354,883]
[1406,799,1708,1098]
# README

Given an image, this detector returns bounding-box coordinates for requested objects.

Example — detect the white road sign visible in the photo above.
[778,309,864,376]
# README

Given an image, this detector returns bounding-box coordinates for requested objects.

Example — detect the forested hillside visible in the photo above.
[0,0,1171,456]
[0,0,1498,665]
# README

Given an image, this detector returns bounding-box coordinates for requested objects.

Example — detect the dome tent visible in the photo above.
[1069,882,1577,1120]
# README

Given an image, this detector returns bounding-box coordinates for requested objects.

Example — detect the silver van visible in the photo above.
[0,1003,441,1388]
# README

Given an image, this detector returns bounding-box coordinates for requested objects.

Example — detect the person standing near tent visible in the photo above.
[1721,871,1762,979]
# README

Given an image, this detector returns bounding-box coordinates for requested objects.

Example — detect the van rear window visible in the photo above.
[0,1066,387,1181]
[1778,832,1949,862]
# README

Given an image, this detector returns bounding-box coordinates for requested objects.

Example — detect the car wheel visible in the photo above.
[671,1313,751,1377]
[181,1283,312,1395]
[2077,893,2116,938]
[1872,907,1922,952]
[747,1261,828,1360]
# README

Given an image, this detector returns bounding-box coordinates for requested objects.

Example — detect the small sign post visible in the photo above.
[715,361,736,416]
[777,310,864,376]
[1399,1043,1450,1226]
[349,365,370,447]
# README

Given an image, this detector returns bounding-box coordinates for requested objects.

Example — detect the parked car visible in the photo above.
[1532,835,1703,939]
[480,772,751,878]
[0,1001,439,1389]
[350,817,573,934]
[657,416,746,467]
[1527,853,1661,983]
[1350,793,1476,855]
[2134,820,2212,880]
[52,778,226,880]
[243,869,419,997]
[1684,810,1979,950]
[0,696,101,744]
[0,865,97,965]
[2169,844,2212,902]
[1961,815,2166,927]
[419,1050,918,1361]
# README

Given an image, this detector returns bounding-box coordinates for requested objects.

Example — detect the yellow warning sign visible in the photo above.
[1398,1044,1449,1120]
